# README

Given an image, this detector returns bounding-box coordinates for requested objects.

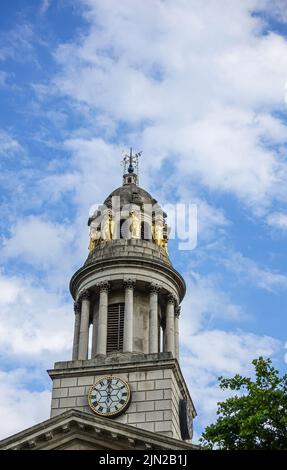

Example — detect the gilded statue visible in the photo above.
[152,222,163,247]
[152,222,169,255]
[161,236,169,255]
[129,210,141,239]
[102,211,114,241]
[89,227,101,253]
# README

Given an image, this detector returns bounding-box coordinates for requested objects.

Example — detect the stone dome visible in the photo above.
[104,183,158,209]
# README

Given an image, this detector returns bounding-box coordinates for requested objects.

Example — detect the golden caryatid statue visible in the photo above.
[129,210,141,239]
[152,222,163,246]
[89,226,101,253]
[102,211,114,241]
[152,222,169,255]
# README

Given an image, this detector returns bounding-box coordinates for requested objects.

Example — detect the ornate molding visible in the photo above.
[61,424,70,433]
[74,301,81,314]
[98,281,110,293]
[123,278,136,290]
[167,293,176,305]
[27,439,36,448]
[175,306,181,318]
[79,289,91,302]
[149,283,161,294]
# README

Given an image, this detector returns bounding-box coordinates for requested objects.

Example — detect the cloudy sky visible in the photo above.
[0,0,287,441]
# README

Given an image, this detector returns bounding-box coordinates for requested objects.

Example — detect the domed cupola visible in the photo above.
[85,148,171,268]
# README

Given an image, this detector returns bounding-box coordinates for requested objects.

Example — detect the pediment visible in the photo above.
[0,409,197,450]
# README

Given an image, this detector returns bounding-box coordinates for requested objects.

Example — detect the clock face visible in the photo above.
[88,376,131,418]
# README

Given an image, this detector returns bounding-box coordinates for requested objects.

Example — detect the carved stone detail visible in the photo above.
[98,281,110,293]
[167,294,176,305]
[61,424,70,433]
[74,301,81,314]
[123,279,136,290]
[27,439,36,448]
[79,290,90,302]
[149,283,161,294]
[175,306,181,318]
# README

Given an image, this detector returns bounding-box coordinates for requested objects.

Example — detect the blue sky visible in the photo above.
[0,0,287,440]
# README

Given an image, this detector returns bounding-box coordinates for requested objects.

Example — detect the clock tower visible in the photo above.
[47,150,196,442]
[0,150,197,450]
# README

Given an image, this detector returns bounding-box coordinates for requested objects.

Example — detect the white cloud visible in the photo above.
[39,0,52,16]
[0,71,8,87]
[266,212,287,231]
[181,329,281,430]
[0,369,50,439]
[223,251,287,292]
[263,0,287,23]
[1,216,84,289]
[196,200,229,240]
[64,137,123,209]
[0,130,22,157]
[0,23,34,62]
[0,273,72,361]
[45,0,287,211]
[180,272,247,338]
[2,217,73,266]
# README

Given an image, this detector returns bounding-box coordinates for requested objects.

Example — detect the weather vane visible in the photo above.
[121,147,142,175]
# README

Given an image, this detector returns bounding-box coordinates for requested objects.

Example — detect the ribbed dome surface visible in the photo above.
[104,183,157,208]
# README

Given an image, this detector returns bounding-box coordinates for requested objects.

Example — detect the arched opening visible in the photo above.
[120,219,128,239]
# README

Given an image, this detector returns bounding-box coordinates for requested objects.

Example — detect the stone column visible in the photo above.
[91,302,99,359]
[72,301,81,361]
[78,290,91,360]
[162,317,167,353]
[123,279,135,352]
[149,284,160,354]
[175,306,181,361]
[165,294,175,356]
[96,281,110,356]
[158,315,161,353]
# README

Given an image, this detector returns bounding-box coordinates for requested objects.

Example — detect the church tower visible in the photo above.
[48,150,196,442]
[0,150,197,450]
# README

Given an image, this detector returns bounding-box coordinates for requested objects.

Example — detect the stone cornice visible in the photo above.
[0,409,199,451]
[70,256,186,302]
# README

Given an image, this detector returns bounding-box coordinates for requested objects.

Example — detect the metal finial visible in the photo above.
[121,148,142,176]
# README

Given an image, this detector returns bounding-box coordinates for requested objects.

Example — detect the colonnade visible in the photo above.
[72,280,181,361]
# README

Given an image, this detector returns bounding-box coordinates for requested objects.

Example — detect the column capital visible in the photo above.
[79,289,91,302]
[123,278,136,290]
[167,293,176,305]
[74,301,81,314]
[98,281,110,293]
[175,306,181,318]
[149,283,161,294]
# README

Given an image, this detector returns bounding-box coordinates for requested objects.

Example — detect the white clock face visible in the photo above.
[88,376,131,417]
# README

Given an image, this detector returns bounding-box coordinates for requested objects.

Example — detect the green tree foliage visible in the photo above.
[200,357,287,449]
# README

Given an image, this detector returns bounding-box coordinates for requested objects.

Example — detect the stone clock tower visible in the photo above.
[0,150,197,450]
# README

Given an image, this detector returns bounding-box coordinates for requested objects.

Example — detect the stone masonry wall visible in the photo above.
[51,367,182,439]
